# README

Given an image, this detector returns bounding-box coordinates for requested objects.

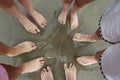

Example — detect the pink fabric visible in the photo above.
[0,65,9,80]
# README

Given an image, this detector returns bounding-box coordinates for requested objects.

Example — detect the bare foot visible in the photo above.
[71,13,78,30]
[41,66,54,80]
[58,10,68,24]
[64,63,76,80]
[76,56,97,66]
[29,10,47,28]
[73,33,96,42]
[18,15,40,34]
[7,41,37,57]
[58,4,70,25]
[20,57,45,73]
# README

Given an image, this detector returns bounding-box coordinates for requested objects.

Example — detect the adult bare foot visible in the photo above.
[29,10,47,28]
[18,15,40,34]
[64,63,76,80]
[76,56,97,66]
[20,57,44,73]
[70,13,78,30]
[73,33,96,42]
[41,66,54,80]
[7,41,37,57]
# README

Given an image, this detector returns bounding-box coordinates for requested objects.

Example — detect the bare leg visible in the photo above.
[1,64,23,80]
[70,0,94,30]
[7,41,37,57]
[41,66,54,80]
[64,63,76,80]
[1,57,44,80]
[0,41,36,57]
[76,50,105,66]
[73,28,102,42]
[0,4,40,34]
[58,0,73,24]
[18,0,46,28]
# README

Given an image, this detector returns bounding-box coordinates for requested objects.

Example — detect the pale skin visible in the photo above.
[20,57,45,74]
[58,0,79,30]
[6,41,37,57]
[76,50,105,66]
[40,63,76,80]
[0,41,36,57]
[0,0,46,34]
[1,57,45,80]
[76,56,98,66]
[58,0,94,30]
[73,28,102,42]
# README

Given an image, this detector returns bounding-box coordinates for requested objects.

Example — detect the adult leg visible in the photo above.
[76,49,105,66]
[70,0,94,30]
[73,28,102,42]
[58,0,73,24]
[64,63,76,80]
[0,41,36,57]
[0,2,40,34]
[1,57,44,80]
[18,0,46,28]
[41,66,54,80]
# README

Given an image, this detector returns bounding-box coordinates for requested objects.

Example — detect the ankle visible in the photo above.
[7,48,17,55]
[71,12,77,17]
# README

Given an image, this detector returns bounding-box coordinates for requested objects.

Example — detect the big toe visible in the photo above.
[64,63,68,70]
[47,66,52,72]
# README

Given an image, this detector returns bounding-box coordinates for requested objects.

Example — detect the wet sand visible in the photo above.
[0,0,114,80]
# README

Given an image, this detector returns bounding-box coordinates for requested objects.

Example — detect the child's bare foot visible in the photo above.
[58,4,70,25]
[41,66,54,80]
[58,10,68,24]
[73,33,96,42]
[29,10,47,28]
[76,56,97,66]
[7,41,37,57]
[18,15,40,34]
[64,63,76,80]
[20,57,44,73]
[70,13,78,30]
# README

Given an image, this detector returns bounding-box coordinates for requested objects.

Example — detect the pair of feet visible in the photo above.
[41,63,76,80]
[4,41,44,74]
[18,9,46,34]
[58,6,78,30]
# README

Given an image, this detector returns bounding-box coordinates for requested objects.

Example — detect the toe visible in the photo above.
[43,68,47,72]
[40,61,45,66]
[39,57,44,61]
[64,63,67,70]
[69,63,73,68]
[47,66,52,71]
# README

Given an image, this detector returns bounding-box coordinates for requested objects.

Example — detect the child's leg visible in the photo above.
[58,0,73,24]
[1,57,44,80]
[0,42,14,55]
[0,41,36,57]
[18,0,46,28]
[1,64,23,80]
[0,2,40,34]
[73,28,102,42]
[76,49,104,66]
[70,0,94,30]
[0,0,14,8]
